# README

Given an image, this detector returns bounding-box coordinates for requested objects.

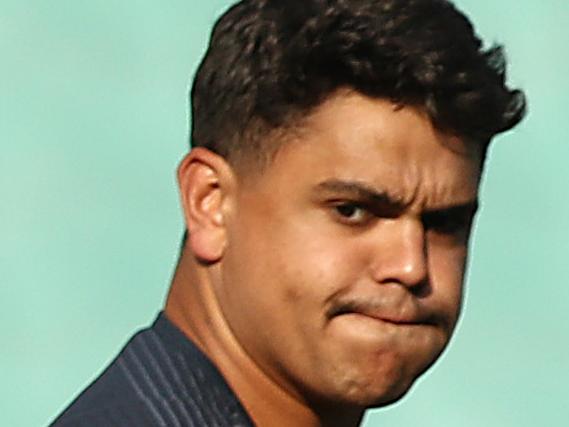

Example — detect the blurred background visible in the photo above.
[1,1,567,426]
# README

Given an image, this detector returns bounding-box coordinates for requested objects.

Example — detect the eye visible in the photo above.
[423,211,473,238]
[333,202,373,225]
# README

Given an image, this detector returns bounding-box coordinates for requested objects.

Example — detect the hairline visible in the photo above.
[222,88,488,180]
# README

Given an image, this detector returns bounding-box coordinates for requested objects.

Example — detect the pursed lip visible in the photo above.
[346,310,425,326]
[327,295,439,328]
[330,303,433,326]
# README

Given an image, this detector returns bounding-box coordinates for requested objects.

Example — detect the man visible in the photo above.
[52,0,526,426]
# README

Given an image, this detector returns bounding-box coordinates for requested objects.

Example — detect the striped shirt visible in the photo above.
[51,313,254,427]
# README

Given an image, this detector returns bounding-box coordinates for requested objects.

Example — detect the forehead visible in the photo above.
[255,91,483,210]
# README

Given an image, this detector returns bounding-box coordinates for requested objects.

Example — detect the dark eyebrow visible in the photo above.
[315,179,409,214]
[316,178,479,217]
[423,200,480,217]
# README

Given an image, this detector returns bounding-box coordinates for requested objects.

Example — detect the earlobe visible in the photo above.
[177,148,234,263]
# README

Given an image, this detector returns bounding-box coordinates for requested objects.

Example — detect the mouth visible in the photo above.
[328,303,435,327]
[336,310,424,327]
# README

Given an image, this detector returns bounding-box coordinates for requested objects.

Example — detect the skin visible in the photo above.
[166,91,483,427]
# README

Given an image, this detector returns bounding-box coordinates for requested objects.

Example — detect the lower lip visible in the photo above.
[331,313,426,343]
[340,312,420,327]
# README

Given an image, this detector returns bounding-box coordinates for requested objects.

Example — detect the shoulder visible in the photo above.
[50,314,254,427]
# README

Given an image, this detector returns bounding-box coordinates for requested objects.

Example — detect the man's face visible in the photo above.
[216,91,483,408]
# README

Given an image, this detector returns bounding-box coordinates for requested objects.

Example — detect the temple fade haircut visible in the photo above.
[191,0,526,167]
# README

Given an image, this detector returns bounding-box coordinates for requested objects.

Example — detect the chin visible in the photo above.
[346,376,415,409]
[314,377,415,415]
[330,356,431,409]
[364,381,415,408]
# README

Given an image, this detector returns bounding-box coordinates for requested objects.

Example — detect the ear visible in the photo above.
[177,147,235,263]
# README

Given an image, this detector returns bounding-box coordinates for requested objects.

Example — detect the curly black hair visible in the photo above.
[190,0,526,167]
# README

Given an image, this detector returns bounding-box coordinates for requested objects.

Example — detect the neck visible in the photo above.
[164,250,363,427]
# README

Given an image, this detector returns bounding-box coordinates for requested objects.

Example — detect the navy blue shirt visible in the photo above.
[51,313,255,426]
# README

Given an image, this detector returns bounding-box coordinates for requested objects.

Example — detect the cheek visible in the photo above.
[225,218,369,350]
[429,244,468,325]
[272,229,362,307]
[219,215,367,374]
[222,192,371,345]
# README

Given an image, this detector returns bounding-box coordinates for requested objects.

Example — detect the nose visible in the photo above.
[371,218,428,289]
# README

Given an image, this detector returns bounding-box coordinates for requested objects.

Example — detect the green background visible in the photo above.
[1,1,567,426]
